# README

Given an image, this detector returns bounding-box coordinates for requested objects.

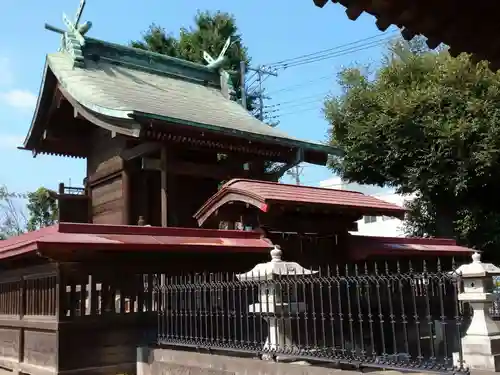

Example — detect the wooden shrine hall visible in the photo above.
[0,2,475,374]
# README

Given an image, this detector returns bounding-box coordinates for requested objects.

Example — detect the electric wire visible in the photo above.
[265,91,329,108]
[264,31,397,70]
[263,31,397,67]
[252,31,399,127]
[265,36,393,97]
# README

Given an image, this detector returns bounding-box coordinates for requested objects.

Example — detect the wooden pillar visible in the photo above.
[160,147,168,227]
[122,164,131,225]
[141,171,149,225]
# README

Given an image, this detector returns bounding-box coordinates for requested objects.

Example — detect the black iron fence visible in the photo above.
[155,261,470,374]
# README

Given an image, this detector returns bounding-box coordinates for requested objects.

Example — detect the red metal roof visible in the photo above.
[348,235,474,261]
[195,179,406,226]
[0,223,273,261]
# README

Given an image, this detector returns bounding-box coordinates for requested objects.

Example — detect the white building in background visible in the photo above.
[319,177,415,238]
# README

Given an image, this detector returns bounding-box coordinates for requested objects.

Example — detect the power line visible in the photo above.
[272,37,394,70]
[279,105,324,118]
[264,36,395,98]
[243,32,398,125]
[265,91,329,109]
[263,31,396,67]
[267,74,335,95]
[264,31,397,70]
[240,63,279,126]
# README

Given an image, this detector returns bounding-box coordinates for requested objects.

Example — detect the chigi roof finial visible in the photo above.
[44,0,92,65]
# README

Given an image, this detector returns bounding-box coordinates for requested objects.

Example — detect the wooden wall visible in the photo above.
[0,264,59,375]
[87,128,128,225]
[58,195,90,223]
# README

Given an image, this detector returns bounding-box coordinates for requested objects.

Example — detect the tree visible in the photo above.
[26,187,58,232]
[131,11,281,177]
[131,11,254,110]
[324,37,500,256]
[0,186,27,239]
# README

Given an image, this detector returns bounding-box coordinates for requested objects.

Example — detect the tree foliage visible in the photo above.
[0,186,26,239]
[26,187,58,232]
[131,11,254,110]
[324,37,500,256]
[0,186,58,239]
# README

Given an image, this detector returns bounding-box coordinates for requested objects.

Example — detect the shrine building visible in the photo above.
[0,2,475,374]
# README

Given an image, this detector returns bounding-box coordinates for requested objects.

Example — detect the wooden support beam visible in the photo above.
[122,164,131,225]
[142,158,161,171]
[160,147,168,227]
[142,157,250,180]
[120,142,161,161]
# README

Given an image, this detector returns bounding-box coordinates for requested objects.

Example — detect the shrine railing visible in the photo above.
[155,261,470,374]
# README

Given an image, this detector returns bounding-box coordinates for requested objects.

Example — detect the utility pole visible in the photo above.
[240,63,277,122]
[250,65,277,121]
[239,60,247,110]
[286,165,303,185]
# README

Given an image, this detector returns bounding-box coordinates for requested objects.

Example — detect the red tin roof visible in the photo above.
[0,223,273,261]
[194,179,406,226]
[348,235,474,261]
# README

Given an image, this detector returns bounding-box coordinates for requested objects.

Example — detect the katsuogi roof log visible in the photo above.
[313,0,500,69]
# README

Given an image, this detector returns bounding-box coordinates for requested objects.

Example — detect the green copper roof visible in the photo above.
[45,48,339,155]
[37,0,340,156]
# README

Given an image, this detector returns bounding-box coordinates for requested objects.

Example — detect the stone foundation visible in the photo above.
[138,347,347,375]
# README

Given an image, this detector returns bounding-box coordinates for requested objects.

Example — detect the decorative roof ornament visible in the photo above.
[44,0,93,67]
[203,37,231,70]
[202,37,236,98]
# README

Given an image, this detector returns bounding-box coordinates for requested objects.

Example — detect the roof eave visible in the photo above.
[23,59,55,150]
[131,111,342,158]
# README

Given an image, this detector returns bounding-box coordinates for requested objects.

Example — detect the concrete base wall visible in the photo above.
[137,347,347,375]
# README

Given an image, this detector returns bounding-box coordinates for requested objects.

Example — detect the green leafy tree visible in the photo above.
[26,187,58,232]
[0,186,26,239]
[131,11,281,178]
[131,11,255,110]
[324,37,500,257]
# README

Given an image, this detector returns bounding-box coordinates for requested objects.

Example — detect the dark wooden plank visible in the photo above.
[160,147,168,227]
[121,164,131,225]
[120,142,160,161]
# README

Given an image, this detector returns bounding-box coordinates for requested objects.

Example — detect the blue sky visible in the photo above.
[0,0,395,196]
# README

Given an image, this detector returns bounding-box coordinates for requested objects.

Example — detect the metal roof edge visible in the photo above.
[23,60,52,149]
[57,85,141,138]
[47,54,133,119]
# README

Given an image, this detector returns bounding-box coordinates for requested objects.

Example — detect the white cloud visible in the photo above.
[0,135,23,150]
[0,90,37,111]
[0,56,38,111]
[0,57,13,87]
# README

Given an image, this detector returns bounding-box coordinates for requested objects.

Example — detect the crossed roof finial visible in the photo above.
[45,0,92,50]
[44,0,92,66]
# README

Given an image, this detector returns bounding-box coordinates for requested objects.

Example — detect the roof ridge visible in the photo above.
[223,178,365,195]
[85,37,214,73]
[81,38,221,87]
